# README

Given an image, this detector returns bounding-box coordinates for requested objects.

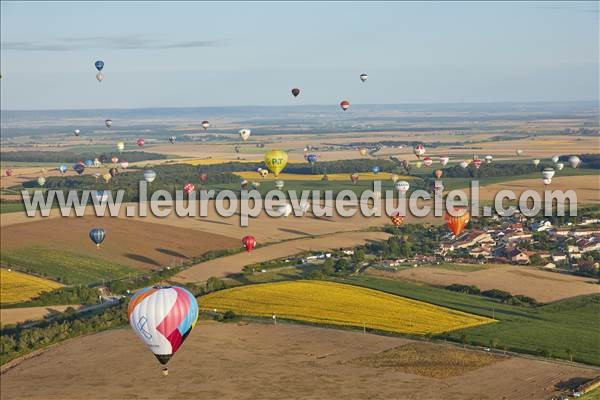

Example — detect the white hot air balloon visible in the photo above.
[275,180,284,190]
[37,177,46,187]
[359,73,368,82]
[555,162,564,171]
[96,72,104,82]
[143,170,157,183]
[568,156,581,168]
[542,168,555,180]
[485,155,493,163]
[395,181,410,195]
[516,149,523,156]
[93,158,102,168]
[532,159,540,167]
[105,119,113,128]
[74,129,81,136]
[239,129,251,141]
[120,160,129,169]
[272,203,293,217]
[439,156,450,166]
[459,161,469,169]
[542,177,552,186]
[551,155,560,164]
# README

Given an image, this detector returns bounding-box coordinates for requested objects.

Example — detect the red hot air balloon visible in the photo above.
[242,235,256,252]
[5,168,14,177]
[473,159,483,169]
[444,206,470,237]
[423,157,433,167]
[291,88,300,97]
[434,169,443,179]
[413,144,425,159]
[183,183,195,194]
[340,100,350,111]
[390,212,404,227]
[137,138,145,148]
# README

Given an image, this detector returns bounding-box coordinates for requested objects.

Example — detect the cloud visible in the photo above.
[1,35,227,51]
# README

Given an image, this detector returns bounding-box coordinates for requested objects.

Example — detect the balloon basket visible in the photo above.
[162,368,169,376]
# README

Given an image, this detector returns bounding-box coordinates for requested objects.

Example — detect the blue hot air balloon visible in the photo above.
[58,165,68,174]
[95,60,104,71]
[85,159,94,167]
[306,154,318,164]
[372,166,380,174]
[73,163,85,176]
[89,227,106,248]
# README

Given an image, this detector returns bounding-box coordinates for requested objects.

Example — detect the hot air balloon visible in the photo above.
[434,169,443,179]
[4,168,14,177]
[251,181,261,190]
[94,190,108,203]
[93,158,101,168]
[240,179,249,189]
[37,177,46,187]
[201,120,210,130]
[359,147,368,156]
[555,162,564,171]
[390,212,404,227]
[120,160,129,169]
[459,160,469,169]
[414,161,423,169]
[306,154,318,164]
[473,159,483,170]
[94,60,104,71]
[413,144,425,159]
[183,183,195,194]
[274,203,293,217]
[542,168,555,180]
[89,227,105,247]
[169,136,176,144]
[105,119,112,128]
[116,140,125,152]
[144,170,157,183]
[275,180,284,190]
[199,172,208,184]
[359,73,368,82]
[445,207,470,236]
[391,174,399,183]
[73,163,85,175]
[85,159,94,168]
[532,159,540,167]
[258,168,269,178]
[242,235,256,252]
[340,100,350,111]
[568,156,581,168]
[264,150,288,176]
[74,129,81,137]
[542,177,552,186]
[109,168,118,178]
[423,157,433,167]
[58,165,68,174]
[102,173,112,183]
[96,72,103,82]
[516,149,523,156]
[291,88,300,97]
[439,156,450,166]
[239,129,251,141]
[485,155,493,164]
[111,156,119,164]
[93,172,101,180]
[350,173,359,184]
[128,285,198,376]
[137,138,145,148]
[371,166,380,175]
[551,155,560,164]
[433,180,444,195]
[395,180,410,195]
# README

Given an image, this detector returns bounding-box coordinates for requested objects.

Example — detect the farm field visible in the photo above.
[200,281,495,334]
[0,216,240,273]
[0,305,80,326]
[173,231,391,282]
[0,268,62,304]
[341,275,600,365]
[233,171,411,181]
[368,264,600,303]
[2,322,597,400]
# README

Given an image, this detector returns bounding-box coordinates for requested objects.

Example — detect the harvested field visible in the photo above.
[0,305,80,326]
[173,231,390,282]
[368,264,600,303]
[1,216,240,272]
[1,322,597,400]
[0,268,62,304]
[200,281,494,334]
[233,171,412,181]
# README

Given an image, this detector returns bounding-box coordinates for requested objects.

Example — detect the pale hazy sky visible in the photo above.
[1,1,598,110]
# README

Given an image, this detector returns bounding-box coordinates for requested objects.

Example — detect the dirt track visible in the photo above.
[1,322,596,400]
[369,264,600,303]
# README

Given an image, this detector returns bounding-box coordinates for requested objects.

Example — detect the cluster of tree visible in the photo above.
[0,301,127,365]
[442,162,543,178]
[367,225,447,259]
[2,151,165,163]
[576,154,600,169]
[445,284,538,306]
[2,286,100,309]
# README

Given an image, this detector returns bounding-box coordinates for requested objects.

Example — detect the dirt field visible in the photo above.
[1,322,597,400]
[173,231,390,282]
[0,216,240,271]
[368,264,600,303]
[0,305,80,326]
[475,175,600,204]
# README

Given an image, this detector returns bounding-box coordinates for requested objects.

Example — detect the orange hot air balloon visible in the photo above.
[434,169,443,179]
[445,207,470,236]
[340,100,350,111]
[390,212,404,227]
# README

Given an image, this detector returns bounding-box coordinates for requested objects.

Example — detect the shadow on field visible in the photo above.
[555,377,591,391]
[278,228,311,236]
[125,253,161,266]
[197,219,232,226]
[156,248,189,259]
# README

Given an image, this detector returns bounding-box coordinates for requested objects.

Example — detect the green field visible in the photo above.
[0,246,136,286]
[337,275,600,366]
[0,203,26,214]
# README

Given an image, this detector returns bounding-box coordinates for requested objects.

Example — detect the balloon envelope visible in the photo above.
[360,73,368,82]
[568,156,581,168]
[201,121,210,130]
[144,170,157,183]
[445,207,470,236]
[94,60,104,71]
[128,285,198,366]
[340,100,350,111]
[242,235,256,252]
[89,227,106,247]
[414,144,425,158]
[239,129,251,141]
[264,150,288,176]
[291,88,300,97]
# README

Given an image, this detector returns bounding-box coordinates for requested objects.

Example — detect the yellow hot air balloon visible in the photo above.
[116,140,125,153]
[102,173,112,183]
[264,150,288,177]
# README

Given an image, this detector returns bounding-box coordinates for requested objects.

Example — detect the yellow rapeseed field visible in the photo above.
[233,172,412,182]
[200,281,494,335]
[0,268,62,304]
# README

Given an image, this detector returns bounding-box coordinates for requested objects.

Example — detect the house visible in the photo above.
[454,231,494,249]
[507,248,530,264]
[543,262,556,269]
[532,220,553,232]
[505,232,533,242]
[571,228,600,237]
[341,249,355,256]
[581,218,600,225]
[554,228,571,237]
[436,242,455,256]
[469,247,491,258]
[551,254,567,263]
